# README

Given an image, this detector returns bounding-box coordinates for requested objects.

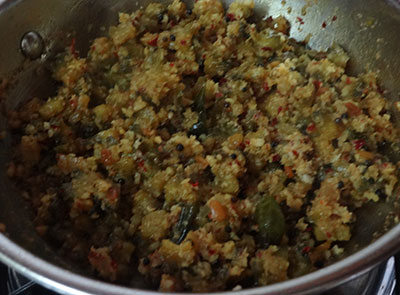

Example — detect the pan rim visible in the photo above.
[0,222,399,295]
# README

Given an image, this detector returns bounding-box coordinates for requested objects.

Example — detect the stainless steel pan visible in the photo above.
[1,0,400,294]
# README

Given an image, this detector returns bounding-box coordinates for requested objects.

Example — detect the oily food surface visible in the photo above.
[7,0,400,291]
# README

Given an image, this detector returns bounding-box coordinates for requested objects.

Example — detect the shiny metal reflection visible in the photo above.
[1,0,400,294]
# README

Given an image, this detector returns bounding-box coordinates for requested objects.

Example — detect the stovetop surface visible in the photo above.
[0,263,58,295]
[1,257,399,295]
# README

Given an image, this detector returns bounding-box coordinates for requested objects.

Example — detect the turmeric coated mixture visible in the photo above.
[7,0,400,291]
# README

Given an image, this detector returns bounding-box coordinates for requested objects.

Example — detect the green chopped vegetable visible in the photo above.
[255,195,285,245]
[171,204,198,244]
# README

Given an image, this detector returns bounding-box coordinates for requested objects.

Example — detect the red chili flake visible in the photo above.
[219,77,227,84]
[326,232,332,238]
[226,13,236,21]
[111,260,118,271]
[191,182,199,188]
[322,21,327,28]
[277,106,283,114]
[91,45,96,51]
[270,117,278,127]
[70,38,76,52]
[70,38,78,58]
[245,139,250,145]
[147,36,158,46]
[332,15,337,21]
[353,139,365,150]
[292,150,299,157]
[342,154,350,162]
[306,123,316,133]
[137,159,148,172]
[345,102,361,116]
[101,149,114,166]
[88,250,100,259]
[377,84,384,94]
[210,24,215,30]
[297,17,304,25]
[180,39,187,45]
[325,168,333,173]
[306,226,313,232]
[302,246,311,254]
[75,199,87,210]
[208,249,216,255]
[107,187,119,202]
[263,83,270,92]
[216,92,223,98]
[346,77,352,85]
[313,80,322,89]
[69,99,77,109]
[113,51,119,59]
[272,154,281,162]
[262,46,272,51]
[169,62,174,67]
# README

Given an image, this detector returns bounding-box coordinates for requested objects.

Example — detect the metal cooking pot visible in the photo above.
[1,0,400,294]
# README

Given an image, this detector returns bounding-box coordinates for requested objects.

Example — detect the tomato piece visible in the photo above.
[107,187,119,203]
[284,166,294,178]
[101,149,114,166]
[345,102,361,116]
[209,199,227,221]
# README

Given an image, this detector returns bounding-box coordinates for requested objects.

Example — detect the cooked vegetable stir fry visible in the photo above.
[7,0,400,291]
